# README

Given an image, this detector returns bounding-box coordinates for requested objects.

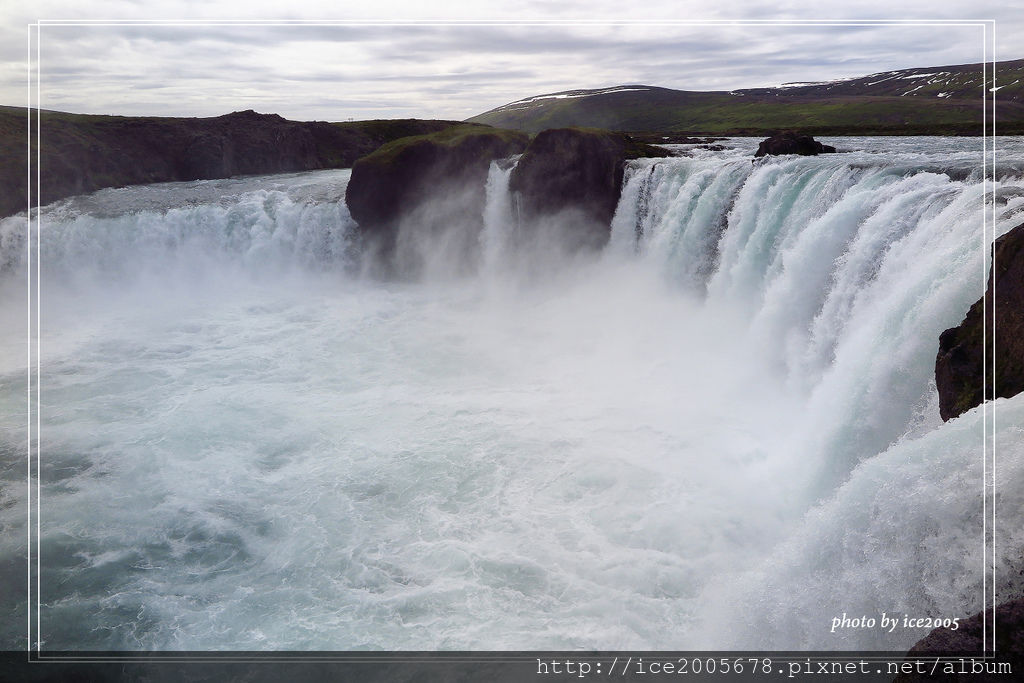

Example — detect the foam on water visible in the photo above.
[1,137,1023,651]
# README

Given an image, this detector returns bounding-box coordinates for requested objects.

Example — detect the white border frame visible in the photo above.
[22,18,999,664]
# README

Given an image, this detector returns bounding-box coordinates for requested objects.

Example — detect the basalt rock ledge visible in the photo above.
[344,124,528,270]
[935,222,1024,421]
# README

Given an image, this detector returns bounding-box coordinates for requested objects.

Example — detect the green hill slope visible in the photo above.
[467,59,1024,135]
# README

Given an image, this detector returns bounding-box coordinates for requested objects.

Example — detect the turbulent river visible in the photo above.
[1,137,1023,651]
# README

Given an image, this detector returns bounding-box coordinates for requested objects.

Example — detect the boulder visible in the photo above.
[344,124,528,268]
[507,127,665,250]
[936,222,1024,420]
[895,598,1024,681]
[753,130,836,157]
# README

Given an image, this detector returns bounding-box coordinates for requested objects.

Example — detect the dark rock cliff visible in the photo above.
[507,127,665,250]
[896,598,1024,681]
[0,107,460,218]
[935,222,1024,421]
[344,124,528,271]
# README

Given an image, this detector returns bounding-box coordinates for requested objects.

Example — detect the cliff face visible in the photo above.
[935,222,1024,420]
[346,124,528,234]
[344,124,529,272]
[343,125,669,271]
[508,127,665,250]
[0,107,460,218]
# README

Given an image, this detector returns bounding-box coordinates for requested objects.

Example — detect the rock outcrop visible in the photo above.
[508,127,665,250]
[0,107,461,218]
[935,222,1024,421]
[895,598,1024,681]
[753,130,836,157]
[344,124,528,270]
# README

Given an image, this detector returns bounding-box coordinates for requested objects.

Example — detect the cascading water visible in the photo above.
[609,140,1022,493]
[0,137,1022,652]
[480,155,520,278]
[0,169,358,284]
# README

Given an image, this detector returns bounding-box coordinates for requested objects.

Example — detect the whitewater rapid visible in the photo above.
[0,137,1022,651]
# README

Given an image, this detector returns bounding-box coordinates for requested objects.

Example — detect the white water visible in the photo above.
[1,138,1023,651]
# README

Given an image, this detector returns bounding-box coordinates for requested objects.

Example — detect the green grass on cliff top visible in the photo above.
[359,123,529,165]
[528,126,667,159]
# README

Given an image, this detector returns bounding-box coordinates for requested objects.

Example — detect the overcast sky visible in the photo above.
[1,0,1019,121]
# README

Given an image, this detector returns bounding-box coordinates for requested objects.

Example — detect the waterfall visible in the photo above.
[0,169,358,287]
[480,156,520,277]
[608,146,1024,489]
[600,141,1024,648]
[609,156,752,291]
[2,138,1023,651]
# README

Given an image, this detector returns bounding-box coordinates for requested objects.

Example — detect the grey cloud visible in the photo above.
[2,15,1019,119]
[42,23,382,47]
[357,69,538,83]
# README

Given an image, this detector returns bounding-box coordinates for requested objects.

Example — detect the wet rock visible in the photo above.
[508,127,665,250]
[936,222,1024,420]
[753,130,836,157]
[344,124,528,269]
[896,598,1024,681]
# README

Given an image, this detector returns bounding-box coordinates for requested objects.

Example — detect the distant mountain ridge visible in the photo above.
[742,58,1024,101]
[467,58,1024,135]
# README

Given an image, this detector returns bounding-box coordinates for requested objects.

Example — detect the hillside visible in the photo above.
[741,58,1024,101]
[0,107,463,218]
[467,59,1024,135]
